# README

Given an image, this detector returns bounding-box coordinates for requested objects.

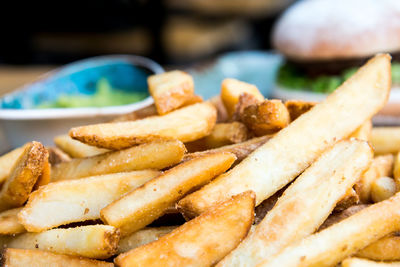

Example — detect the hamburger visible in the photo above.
[271,0,400,115]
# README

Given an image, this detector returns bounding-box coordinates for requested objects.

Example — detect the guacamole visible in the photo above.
[38,78,148,108]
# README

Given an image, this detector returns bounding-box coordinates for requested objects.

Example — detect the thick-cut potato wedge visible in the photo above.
[183,135,271,164]
[371,127,400,155]
[1,248,113,267]
[350,120,372,141]
[54,134,108,158]
[232,93,263,121]
[335,188,360,212]
[47,147,71,165]
[148,70,195,115]
[356,235,400,261]
[0,208,25,235]
[0,147,25,186]
[118,226,177,254]
[371,176,396,202]
[284,100,316,121]
[0,142,47,212]
[115,191,255,267]
[258,192,400,267]
[221,78,264,117]
[209,95,229,123]
[355,154,394,203]
[319,204,369,231]
[218,140,372,267]
[51,140,184,181]
[19,170,160,232]
[342,257,400,267]
[203,122,249,148]
[240,99,290,136]
[178,54,391,217]
[0,225,119,259]
[101,152,236,236]
[69,102,217,150]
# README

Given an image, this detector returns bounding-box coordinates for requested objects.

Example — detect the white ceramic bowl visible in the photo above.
[0,55,163,153]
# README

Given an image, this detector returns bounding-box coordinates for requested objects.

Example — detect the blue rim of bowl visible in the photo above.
[0,55,163,120]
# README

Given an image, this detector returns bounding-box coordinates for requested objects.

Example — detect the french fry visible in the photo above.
[118,226,177,254]
[0,147,24,185]
[114,191,255,267]
[33,152,50,190]
[47,147,71,165]
[371,176,397,202]
[54,134,109,158]
[148,70,195,115]
[342,257,400,267]
[209,95,229,123]
[350,120,372,141]
[1,248,113,267]
[258,192,400,267]
[183,135,271,164]
[0,142,47,212]
[221,78,264,117]
[178,54,391,217]
[0,208,25,235]
[203,122,249,148]
[69,102,217,150]
[393,151,400,190]
[354,154,394,203]
[101,152,236,236]
[218,140,372,267]
[318,204,369,231]
[371,127,400,155]
[284,100,316,121]
[356,235,400,261]
[51,140,185,181]
[18,170,160,232]
[0,225,119,259]
[232,93,263,121]
[240,99,290,136]
[112,104,158,122]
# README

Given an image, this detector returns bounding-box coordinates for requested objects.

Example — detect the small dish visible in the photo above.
[0,55,163,153]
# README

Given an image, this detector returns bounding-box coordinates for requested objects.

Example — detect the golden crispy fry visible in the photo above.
[0,225,119,259]
[0,142,47,212]
[203,122,249,148]
[0,208,25,235]
[101,152,236,236]
[178,54,391,217]
[318,204,369,231]
[115,191,255,267]
[218,140,372,267]
[148,70,195,115]
[19,170,160,232]
[232,93,263,121]
[240,99,290,136]
[33,152,50,190]
[356,235,400,261]
[258,192,400,267]
[221,78,264,117]
[54,134,109,158]
[118,226,177,254]
[1,248,113,267]
[47,147,71,165]
[0,147,24,185]
[209,95,229,123]
[355,154,394,203]
[284,100,316,121]
[371,127,400,155]
[69,102,217,150]
[51,140,184,181]
[394,151,400,190]
[183,135,271,164]
[371,177,397,203]
[342,257,400,267]
[335,188,360,212]
[350,120,372,141]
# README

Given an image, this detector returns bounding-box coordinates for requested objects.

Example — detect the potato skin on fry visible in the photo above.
[114,191,255,267]
[1,248,113,267]
[69,102,217,150]
[356,234,400,261]
[284,100,316,121]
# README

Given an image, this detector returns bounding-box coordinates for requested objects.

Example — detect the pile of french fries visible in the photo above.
[2,54,400,266]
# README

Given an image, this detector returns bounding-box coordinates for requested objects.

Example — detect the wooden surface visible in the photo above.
[0,66,53,96]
